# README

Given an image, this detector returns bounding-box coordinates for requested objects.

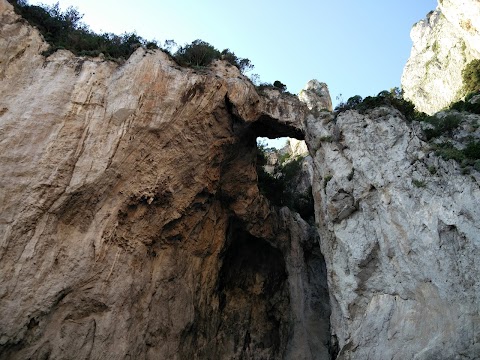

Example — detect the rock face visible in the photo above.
[1,0,480,359]
[401,0,480,114]
[0,1,331,359]
[303,104,480,359]
[298,80,333,114]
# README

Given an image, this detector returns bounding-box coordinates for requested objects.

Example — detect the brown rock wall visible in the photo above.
[0,1,330,359]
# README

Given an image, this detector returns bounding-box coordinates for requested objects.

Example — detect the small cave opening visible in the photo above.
[215,219,290,358]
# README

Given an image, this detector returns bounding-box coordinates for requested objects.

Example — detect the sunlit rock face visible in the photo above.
[299,80,333,113]
[0,1,332,359]
[300,93,480,358]
[401,0,480,114]
[2,0,480,358]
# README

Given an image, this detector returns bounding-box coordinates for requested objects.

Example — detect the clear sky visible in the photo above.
[29,0,438,147]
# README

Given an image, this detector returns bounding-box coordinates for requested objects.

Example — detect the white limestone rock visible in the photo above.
[303,102,480,358]
[401,1,480,114]
[299,80,333,113]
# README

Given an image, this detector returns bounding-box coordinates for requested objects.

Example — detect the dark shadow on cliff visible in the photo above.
[179,218,290,359]
[217,220,290,358]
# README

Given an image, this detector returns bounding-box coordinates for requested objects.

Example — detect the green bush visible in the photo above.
[145,41,159,50]
[220,49,254,73]
[463,140,480,160]
[449,91,480,114]
[319,135,333,143]
[412,179,426,188]
[273,80,287,92]
[334,95,362,112]
[433,142,466,162]
[462,59,480,95]
[423,114,462,140]
[278,152,291,165]
[474,160,480,171]
[255,81,292,96]
[173,40,254,72]
[8,0,153,60]
[334,88,422,122]
[174,39,220,67]
[173,40,253,72]
[438,147,465,162]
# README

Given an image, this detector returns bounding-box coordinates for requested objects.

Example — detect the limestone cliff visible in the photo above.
[1,0,480,359]
[303,103,480,358]
[401,0,480,114]
[0,1,331,358]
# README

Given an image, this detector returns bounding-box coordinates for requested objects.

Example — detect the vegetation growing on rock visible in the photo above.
[256,143,314,221]
[7,0,254,73]
[448,91,480,114]
[8,0,150,60]
[462,59,480,95]
[334,87,480,171]
[334,88,424,122]
[254,81,293,96]
[422,114,462,140]
[273,80,287,92]
[423,92,480,168]
[173,39,253,73]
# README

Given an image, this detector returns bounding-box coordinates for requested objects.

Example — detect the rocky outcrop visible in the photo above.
[2,0,480,359]
[298,80,332,114]
[303,104,480,359]
[0,1,332,359]
[401,0,480,114]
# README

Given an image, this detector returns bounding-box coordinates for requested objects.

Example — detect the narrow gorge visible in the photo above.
[0,0,479,359]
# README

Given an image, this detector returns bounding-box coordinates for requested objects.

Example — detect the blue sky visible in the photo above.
[29,0,436,101]
[29,0,437,147]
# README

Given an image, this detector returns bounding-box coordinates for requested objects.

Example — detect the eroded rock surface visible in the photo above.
[298,80,332,114]
[401,0,480,114]
[0,1,331,359]
[2,0,480,359]
[303,104,480,359]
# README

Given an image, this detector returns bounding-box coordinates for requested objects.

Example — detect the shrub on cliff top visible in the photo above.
[174,40,221,67]
[273,81,287,93]
[173,40,253,73]
[8,0,255,72]
[221,49,254,73]
[7,0,151,60]
[334,88,421,121]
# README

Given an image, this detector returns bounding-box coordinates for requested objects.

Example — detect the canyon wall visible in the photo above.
[0,1,331,358]
[401,0,480,114]
[303,104,479,359]
[1,0,479,359]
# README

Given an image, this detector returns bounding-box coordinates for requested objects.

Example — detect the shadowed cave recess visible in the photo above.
[179,218,332,359]
[179,112,333,359]
[180,220,290,358]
